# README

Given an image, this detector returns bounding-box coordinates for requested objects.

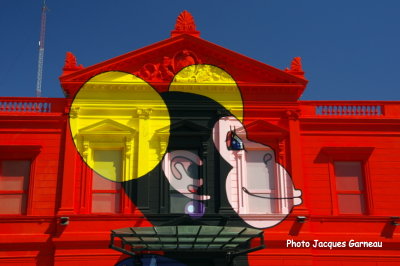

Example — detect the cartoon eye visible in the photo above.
[226,129,244,150]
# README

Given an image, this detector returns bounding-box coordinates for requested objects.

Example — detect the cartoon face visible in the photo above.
[213,116,302,228]
[69,64,302,229]
[160,113,302,228]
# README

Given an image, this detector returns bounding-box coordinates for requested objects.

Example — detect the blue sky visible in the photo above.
[0,0,399,100]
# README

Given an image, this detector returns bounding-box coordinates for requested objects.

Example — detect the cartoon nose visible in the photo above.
[187,185,199,193]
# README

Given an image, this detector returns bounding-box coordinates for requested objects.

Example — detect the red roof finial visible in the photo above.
[290,57,303,72]
[61,51,84,76]
[171,10,200,38]
[285,57,305,78]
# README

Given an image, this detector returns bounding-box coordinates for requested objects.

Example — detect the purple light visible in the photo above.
[185,201,205,219]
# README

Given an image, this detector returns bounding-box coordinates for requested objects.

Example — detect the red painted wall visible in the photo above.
[1,97,399,265]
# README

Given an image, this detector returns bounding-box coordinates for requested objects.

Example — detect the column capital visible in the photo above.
[137,108,153,119]
[286,109,301,120]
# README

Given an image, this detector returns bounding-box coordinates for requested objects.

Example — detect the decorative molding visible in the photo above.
[125,137,132,158]
[173,64,233,83]
[285,57,305,78]
[278,138,287,165]
[158,138,168,160]
[171,11,200,37]
[69,106,80,118]
[135,50,201,82]
[290,57,303,72]
[137,108,153,119]
[175,11,196,31]
[286,110,301,120]
[321,147,374,158]
[82,140,89,160]
[62,52,84,76]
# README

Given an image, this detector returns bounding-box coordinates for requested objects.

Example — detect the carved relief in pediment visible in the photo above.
[134,49,202,82]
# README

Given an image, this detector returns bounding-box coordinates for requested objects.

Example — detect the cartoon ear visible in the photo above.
[162,150,210,201]
[70,71,170,182]
[169,64,244,122]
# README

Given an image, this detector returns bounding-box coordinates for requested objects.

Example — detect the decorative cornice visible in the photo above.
[286,109,301,120]
[171,11,200,38]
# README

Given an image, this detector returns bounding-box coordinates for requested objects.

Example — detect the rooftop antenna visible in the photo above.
[35,0,48,97]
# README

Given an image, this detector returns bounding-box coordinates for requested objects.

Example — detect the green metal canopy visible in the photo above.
[110,225,264,257]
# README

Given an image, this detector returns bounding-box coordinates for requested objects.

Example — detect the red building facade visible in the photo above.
[1,12,399,265]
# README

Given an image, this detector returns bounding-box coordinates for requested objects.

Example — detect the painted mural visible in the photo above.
[69,64,302,264]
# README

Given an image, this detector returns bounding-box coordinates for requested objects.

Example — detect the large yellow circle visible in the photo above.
[69,71,170,182]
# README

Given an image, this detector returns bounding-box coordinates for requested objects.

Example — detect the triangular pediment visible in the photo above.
[237,120,288,136]
[79,119,136,135]
[156,120,210,136]
[60,34,307,101]
[170,119,209,134]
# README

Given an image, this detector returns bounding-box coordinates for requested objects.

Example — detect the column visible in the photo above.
[287,109,308,214]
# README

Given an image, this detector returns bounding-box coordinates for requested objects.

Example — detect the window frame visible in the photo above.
[89,149,126,214]
[85,146,134,215]
[163,149,205,215]
[76,125,136,215]
[160,136,212,214]
[0,146,40,216]
[323,147,374,216]
[222,121,291,218]
[240,148,279,215]
[332,161,366,214]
